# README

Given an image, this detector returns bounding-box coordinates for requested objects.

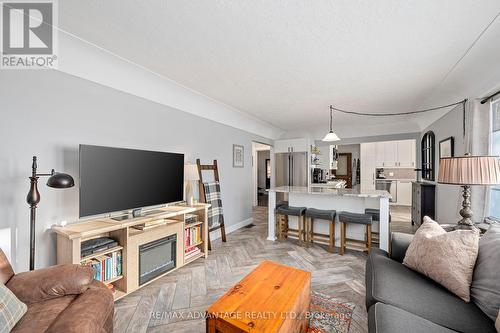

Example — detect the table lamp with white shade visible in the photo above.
[438,154,500,228]
[184,163,200,205]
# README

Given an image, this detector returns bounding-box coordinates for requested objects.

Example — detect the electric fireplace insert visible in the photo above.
[138,235,176,285]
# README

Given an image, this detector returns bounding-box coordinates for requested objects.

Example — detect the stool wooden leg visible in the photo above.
[300,216,307,247]
[302,216,308,246]
[306,217,314,243]
[276,214,281,241]
[367,224,372,253]
[277,214,284,241]
[278,214,289,241]
[332,220,336,249]
[281,216,286,241]
[340,222,345,255]
[298,215,303,245]
[328,220,334,253]
[304,216,311,247]
[309,218,314,244]
[283,215,289,240]
[304,217,309,243]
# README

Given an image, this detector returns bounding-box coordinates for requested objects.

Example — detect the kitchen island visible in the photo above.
[268,186,392,251]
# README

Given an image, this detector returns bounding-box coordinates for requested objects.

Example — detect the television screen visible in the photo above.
[79,145,184,217]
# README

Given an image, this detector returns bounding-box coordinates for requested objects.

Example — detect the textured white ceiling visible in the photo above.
[58,1,500,138]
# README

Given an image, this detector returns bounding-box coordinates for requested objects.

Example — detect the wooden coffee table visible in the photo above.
[206,261,311,333]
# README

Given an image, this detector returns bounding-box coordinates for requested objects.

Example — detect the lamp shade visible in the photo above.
[438,156,500,185]
[184,164,200,181]
[46,172,74,188]
[322,106,341,142]
[322,131,340,142]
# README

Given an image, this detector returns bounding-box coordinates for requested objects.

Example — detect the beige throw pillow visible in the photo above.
[496,310,500,333]
[403,216,479,302]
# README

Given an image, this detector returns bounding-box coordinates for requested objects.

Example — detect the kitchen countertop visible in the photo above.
[310,181,345,187]
[268,186,392,199]
[376,178,416,181]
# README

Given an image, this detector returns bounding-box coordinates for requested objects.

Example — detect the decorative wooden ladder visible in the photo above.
[196,159,227,250]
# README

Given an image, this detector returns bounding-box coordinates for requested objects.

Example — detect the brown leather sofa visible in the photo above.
[0,249,114,333]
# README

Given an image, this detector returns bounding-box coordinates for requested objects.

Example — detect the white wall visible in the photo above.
[0,70,271,272]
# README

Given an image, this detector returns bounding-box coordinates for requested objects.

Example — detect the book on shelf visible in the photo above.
[185,247,201,259]
[82,249,122,283]
[184,225,202,247]
[185,245,199,254]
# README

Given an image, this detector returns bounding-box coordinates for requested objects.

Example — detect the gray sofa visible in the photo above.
[366,232,496,333]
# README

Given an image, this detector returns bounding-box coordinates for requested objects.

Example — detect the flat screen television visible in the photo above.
[79,145,184,218]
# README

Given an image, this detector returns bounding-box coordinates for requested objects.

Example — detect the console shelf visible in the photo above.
[113,290,126,301]
[80,245,124,262]
[184,252,204,264]
[184,221,203,228]
[52,204,210,301]
[105,275,123,284]
[185,240,203,248]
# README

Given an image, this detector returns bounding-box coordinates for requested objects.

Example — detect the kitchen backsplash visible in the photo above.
[378,168,416,180]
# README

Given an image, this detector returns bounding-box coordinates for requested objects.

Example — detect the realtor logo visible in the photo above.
[1,1,58,68]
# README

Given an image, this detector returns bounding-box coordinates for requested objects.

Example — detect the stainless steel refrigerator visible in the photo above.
[275,152,308,202]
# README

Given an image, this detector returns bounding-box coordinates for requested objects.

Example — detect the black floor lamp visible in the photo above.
[26,156,74,270]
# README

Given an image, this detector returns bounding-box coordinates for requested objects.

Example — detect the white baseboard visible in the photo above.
[209,217,253,241]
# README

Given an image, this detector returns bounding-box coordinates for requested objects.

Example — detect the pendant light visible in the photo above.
[322,105,340,142]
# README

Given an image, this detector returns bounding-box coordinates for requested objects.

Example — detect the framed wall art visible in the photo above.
[233,144,244,168]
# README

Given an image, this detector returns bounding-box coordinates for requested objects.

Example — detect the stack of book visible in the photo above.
[185,246,201,260]
[82,250,122,283]
[185,225,202,247]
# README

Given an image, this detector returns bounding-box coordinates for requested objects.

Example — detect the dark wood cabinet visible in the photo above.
[411,182,436,226]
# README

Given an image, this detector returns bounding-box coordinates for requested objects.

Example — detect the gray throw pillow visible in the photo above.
[471,223,500,321]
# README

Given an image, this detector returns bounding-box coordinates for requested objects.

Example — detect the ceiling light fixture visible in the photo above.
[322,105,340,142]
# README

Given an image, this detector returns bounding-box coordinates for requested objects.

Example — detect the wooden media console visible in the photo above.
[52,204,210,301]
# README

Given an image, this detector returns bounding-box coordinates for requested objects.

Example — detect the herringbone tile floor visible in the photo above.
[114,206,369,333]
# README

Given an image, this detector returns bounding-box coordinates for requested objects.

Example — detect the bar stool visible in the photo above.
[275,205,307,244]
[305,208,337,253]
[364,208,391,245]
[276,201,289,209]
[338,212,373,255]
[274,202,288,239]
[364,208,391,224]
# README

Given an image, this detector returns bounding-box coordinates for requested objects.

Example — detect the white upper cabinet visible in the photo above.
[375,142,386,167]
[383,141,398,167]
[397,140,416,167]
[274,138,309,153]
[375,139,416,168]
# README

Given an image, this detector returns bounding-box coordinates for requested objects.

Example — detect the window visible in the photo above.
[490,98,500,219]
[421,131,435,181]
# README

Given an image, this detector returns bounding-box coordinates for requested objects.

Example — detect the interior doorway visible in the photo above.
[252,142,272,207]
[332,153,352,188]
